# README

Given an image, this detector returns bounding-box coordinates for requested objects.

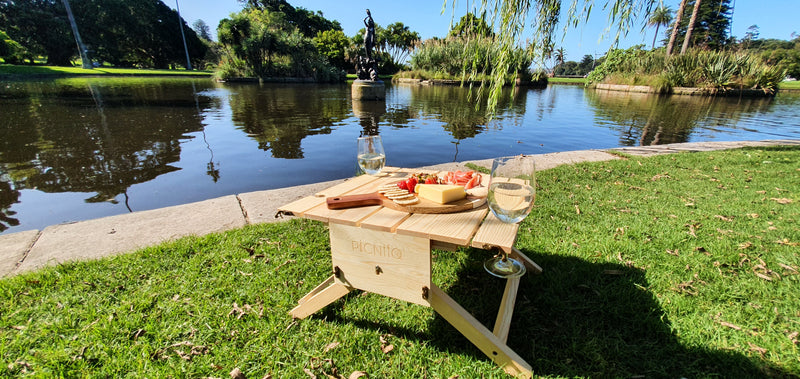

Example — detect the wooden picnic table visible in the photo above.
[277,167,542,377]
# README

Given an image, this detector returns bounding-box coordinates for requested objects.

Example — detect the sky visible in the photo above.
[174,0,800,63]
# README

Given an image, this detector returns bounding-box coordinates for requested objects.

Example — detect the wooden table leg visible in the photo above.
[511,247,542,274]
[290,276,353,319]
[493,276,521,343]
[429,285,533,378]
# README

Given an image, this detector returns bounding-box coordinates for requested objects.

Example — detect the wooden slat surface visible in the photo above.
[359,207,411,232]
[470,210,520,253]
[396,207,488,246]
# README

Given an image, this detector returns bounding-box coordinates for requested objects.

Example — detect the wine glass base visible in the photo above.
[484,257,526,278]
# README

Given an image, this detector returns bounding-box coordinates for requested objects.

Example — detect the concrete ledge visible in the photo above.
[0,230,40,277]
[14,195,246,274]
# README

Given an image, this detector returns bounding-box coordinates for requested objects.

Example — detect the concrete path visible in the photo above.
[2,139,797,277]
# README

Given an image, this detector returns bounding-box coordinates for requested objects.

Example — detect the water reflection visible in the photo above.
[227,84,351,159]
[352,99,385,136]
[0,78,216,215]
[586,89,779,146]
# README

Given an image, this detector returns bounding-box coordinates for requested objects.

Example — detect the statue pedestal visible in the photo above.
[351,80,385,101]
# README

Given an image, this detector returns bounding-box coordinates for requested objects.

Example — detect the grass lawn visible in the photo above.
[780,80,800,90]
[548,77,587,85]
[1,147,798,378]
[0,64,212,77]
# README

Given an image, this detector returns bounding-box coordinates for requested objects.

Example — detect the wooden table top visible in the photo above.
[278,167,521,252]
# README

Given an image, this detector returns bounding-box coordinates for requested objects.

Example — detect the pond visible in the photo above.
[1,78,799,235]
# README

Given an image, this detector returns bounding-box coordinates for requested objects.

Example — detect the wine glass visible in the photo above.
[357,135,385,175]
[484,155,536,278]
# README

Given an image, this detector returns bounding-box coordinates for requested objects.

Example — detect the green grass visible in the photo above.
[0,64,212,77]
[2,147,799,378]
[780,80,800,90]
[548,76,587,85]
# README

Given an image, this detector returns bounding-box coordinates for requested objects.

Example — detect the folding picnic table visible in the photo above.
[278,167,542,377]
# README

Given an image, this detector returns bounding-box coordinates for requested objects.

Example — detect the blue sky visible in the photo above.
[175,0,799,62]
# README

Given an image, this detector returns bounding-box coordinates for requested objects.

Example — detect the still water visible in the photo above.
[1,78,799,234]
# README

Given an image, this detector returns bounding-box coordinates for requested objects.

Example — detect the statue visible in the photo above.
[352,9,385,100]
[363,9,375,60]
[356,9,379,81]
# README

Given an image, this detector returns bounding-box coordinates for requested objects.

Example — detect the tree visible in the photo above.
[553,47,565,72]
[448,12,493,38]
[680,0,702,54]
[0,0,207,67]
[238,0,341,37]
[381,22,420,65]
[217,8,343,81]
[670,0,732,53]
[442,0,660,113]
[666,0,688,56]
[193,19,212,41]
[0,30,29,64]
[647,5,672,49]
[577,54,594,74]
[314,29,350,70]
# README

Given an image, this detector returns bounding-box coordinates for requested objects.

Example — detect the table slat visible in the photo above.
[359,207,411,232]
[397,207,488,245]
[470,211,520,253]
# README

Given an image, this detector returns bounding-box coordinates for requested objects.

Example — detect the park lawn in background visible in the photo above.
[548,77,587,85]
[0,64,212,77]
[780,80,800,90]
[1,147,798,378]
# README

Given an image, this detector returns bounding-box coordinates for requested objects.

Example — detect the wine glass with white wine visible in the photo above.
[357,135,385,176]
[484,155,536,278]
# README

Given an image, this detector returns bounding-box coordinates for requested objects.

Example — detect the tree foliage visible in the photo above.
[217,8,343,81]
[0,0,207,68]
[237,0,342,37]
[448,12,494,38]
[669,0,732,51]
[0,29,29,64]
[442,0,660,113]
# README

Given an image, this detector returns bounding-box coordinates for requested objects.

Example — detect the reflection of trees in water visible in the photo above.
[228,84,351,159]
[0,79,215,207]
[586,90,776,146]
[405,84,528,139]
[0,178,21,232]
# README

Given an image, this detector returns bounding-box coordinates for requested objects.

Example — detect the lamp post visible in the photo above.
[62,0,92,69]
[175,0,192,70]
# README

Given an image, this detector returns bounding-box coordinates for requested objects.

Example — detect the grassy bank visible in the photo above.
[1,147,798,377]
[548,77,587,85]
[0,64,212,78]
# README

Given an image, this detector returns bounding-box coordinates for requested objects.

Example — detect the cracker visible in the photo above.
[393,197,420,205]
[387,193,414,200]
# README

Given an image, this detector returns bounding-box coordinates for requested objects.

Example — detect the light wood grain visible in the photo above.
[397,207,488,245]
[329,223,431,306]
[471,211,520,253]
[429,285,533,378]
[493,277,521,343]
[359,207,411,232]
[289,280,352,319]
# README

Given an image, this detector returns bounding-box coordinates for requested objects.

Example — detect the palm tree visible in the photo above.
[681,0,702,54]
[554,47,566,74]
[666,0,688,56]
[647,5,672,49]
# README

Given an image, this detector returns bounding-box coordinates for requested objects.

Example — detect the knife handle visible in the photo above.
[326,193,383,209]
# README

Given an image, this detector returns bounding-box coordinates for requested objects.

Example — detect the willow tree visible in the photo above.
[443,0,657,113]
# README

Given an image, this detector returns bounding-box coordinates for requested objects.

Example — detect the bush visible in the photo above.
[408,36,532,84]
[588,47,784,92]
[0,30,29,64]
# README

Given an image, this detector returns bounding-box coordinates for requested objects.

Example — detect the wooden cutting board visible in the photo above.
[326,192,486,214]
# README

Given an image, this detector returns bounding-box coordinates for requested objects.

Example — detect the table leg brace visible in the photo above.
[429,284,533,378]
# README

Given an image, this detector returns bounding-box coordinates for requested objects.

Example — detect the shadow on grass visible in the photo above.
[318,247,794,378]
